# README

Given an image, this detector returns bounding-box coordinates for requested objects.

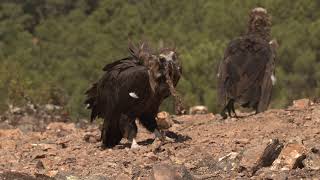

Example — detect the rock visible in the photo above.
[36,160,45,170]
[0,129,23,138]
[156,111,173,129]
[240,139,283,175]
[46,170,58,177]
[44,104,62,111]
[303,149,320,170]
[115,173,131,180]
[216,152,241,172]
[254,167,288,180]
[46,123,76,132]
[189,106,208,115]
[151,163,193,180]
[152,139,163,153]
[0,172,53,180]
[234,138,250,145]
[0,139,17,150]
[292,98,311,109]
[271,143,306,171]
[145,152,159,161]
[184,162,196,170]
[83,175,109,180]
[83,133,99,143]
[65,175,79,180]
[33,152,47,159]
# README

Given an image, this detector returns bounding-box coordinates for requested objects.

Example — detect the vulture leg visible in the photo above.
[119,115,139,149]
[154,129,174,142]
[220,105,228,119]
[254,103,259,115]
[221,99,236,119]
[128,121,139,149]
[231,101,239,118]
[227,104,232,117]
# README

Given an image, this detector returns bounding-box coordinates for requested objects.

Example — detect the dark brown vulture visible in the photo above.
[217,7,277,119]
[85,42,182,148]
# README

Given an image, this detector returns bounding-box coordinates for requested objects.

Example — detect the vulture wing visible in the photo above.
[85,58,152,147]
[257,44,276,112]
[218,37,273,108]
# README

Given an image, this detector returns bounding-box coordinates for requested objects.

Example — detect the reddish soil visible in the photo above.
[1,101,320,179]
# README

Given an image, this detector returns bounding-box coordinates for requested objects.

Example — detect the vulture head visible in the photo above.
[247,7,271,39]
[158,48,181,84]
[158,48,185,114]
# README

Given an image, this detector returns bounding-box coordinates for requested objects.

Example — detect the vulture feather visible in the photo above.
[217,7,277,119]
[85,42,182,148]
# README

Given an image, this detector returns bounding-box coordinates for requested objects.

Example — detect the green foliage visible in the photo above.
[1,0,320,119]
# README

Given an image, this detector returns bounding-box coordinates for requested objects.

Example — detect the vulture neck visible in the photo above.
[247,25,271,41]
[148,70,157,94]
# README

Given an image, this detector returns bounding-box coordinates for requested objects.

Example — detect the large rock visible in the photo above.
[303,148,320,170]
[271,143,306,171]
[240,139,284,175]
[150,163,193,180]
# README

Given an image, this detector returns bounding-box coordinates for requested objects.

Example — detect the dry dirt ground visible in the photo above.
[1,99,320,179]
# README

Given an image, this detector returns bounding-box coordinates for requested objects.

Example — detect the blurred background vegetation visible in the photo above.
[1,0,320,119]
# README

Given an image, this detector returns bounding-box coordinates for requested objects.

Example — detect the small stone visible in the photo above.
[33,153,46,160]
[115,173,131,180]
[234,138,250,145]
[0,129,23,138]
[156,111,173,129]
[216,152,241,172]
[83,134,99,143]
[184,162,196,170]
[305,116,312,120]
[292,98,311,109]
[189,106,208,115]
[271,143,306,170]
[151,163,193,180]
[46,170,58,177]
[46,123,76,132]
[146,152,158,161]
[152,139,163,153]
[0,139,17,150]
[66,175,80,180]
[36,160,45,170]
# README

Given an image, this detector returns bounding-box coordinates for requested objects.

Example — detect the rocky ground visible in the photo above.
[1,99,320,180]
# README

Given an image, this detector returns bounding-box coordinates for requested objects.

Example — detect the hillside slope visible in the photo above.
[1,99,320,179]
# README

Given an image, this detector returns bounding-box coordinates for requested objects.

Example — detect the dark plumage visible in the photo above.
[217,7,277,119]
[85,42,181,148]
